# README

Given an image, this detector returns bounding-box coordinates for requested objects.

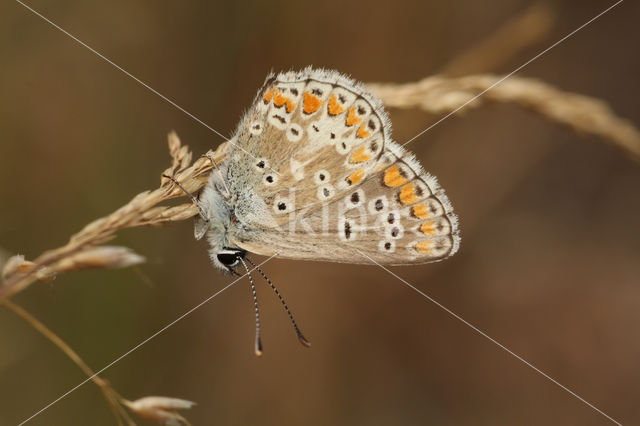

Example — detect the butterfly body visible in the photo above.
[197,68,460,272]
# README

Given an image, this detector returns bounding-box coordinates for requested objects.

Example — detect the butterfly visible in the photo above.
[185,68,460,355]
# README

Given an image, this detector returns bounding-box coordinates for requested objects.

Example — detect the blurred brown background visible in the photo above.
[1,0,639,425]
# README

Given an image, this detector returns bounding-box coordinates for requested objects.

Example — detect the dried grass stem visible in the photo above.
[0,136,228,300]
[369,74,640,161]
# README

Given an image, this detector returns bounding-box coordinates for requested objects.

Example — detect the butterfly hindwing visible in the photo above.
[223,68,460,265]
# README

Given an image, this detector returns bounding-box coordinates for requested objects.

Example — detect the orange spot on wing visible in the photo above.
[263,89,274,103]
[347,169,366,185]
[400,183,420,205]
[285,99,296,113]
[346,106,362,126]
[273,90,286,106]
[303,91,323,114]
[420,221,436,235]
[356,124,371,139]
[415,240,433,254]
[412,202,430,219]
[349,146,372,164]
[383,165,408,187]
[273,91,296,113]
[327,94,344,115]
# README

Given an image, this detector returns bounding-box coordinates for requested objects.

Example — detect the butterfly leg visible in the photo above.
[161,173,209,222]
[200,153,231,198]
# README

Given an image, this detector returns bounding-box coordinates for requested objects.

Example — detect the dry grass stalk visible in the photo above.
[0,298,138,425]
[0,133,227,300]
[369,74,640,162]
[0,298,196,425]
[0,132,225,425]
[123,396,196,426]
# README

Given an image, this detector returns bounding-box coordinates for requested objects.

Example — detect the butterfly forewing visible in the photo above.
[224,68,460,265]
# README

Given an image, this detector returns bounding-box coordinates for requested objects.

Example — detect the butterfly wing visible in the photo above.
[223,68,460,265]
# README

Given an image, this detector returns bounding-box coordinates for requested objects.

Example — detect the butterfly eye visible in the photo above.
[217,252,239,266]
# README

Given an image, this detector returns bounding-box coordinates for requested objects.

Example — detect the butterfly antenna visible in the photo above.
[245,256,311,348]
[202,153,231,198]
[239,258,263,357]
[161,173,209,222]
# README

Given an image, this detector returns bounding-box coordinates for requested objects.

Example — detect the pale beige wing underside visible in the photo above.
[225,68,460,265]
